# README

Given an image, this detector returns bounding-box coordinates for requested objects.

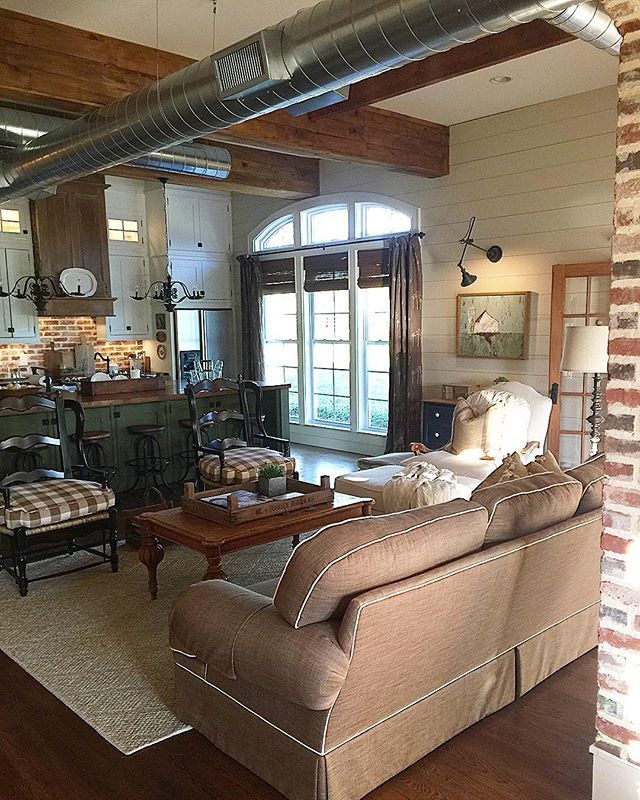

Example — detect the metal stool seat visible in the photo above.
[126,424,170,494]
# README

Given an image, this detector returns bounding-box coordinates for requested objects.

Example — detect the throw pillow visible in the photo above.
[449,398,506,459]
[534,451,563,474]
[473,452,529,492]
[565,452,605,515]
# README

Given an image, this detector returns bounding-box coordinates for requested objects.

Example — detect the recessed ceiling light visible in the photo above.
[490,75,512,84]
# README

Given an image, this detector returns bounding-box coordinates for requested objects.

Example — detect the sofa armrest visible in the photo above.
[170,580,349,711]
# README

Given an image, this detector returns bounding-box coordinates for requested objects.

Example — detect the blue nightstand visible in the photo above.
[422,399,456,450]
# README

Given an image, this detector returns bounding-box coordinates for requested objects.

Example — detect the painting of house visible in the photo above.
[457,292,531,359]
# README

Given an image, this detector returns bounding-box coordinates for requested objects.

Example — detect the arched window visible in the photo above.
[252,196,417,438]
[253,214,294,251]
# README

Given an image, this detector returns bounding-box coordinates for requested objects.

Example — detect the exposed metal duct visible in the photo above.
[0,108,231,182]
[0,0,620,201]
[547,0,621,54]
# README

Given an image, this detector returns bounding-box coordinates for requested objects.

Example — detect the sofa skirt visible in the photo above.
[174,650,515,800]
[515,603,599,696]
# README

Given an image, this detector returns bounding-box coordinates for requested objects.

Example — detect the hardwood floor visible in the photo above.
[291,443,362,485]
[0,649,597,800]
[0,446,597,800]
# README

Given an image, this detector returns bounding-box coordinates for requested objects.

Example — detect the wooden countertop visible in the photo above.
[75,380,288,408]
[0,381,290,413]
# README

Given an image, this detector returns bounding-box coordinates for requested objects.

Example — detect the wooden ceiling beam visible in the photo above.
[109,143,320,199]
[0,9,449,180]
[310,21,575,120]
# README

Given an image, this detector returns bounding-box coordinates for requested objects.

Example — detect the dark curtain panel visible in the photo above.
[385,233,423,453]
[238,254,265,382]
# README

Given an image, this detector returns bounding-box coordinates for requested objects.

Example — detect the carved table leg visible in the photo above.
[139,519,165,600]
[203,549,228,581]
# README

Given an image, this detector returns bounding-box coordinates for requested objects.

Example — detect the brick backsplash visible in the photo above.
[597,0,640,772]
[0,317,143,376]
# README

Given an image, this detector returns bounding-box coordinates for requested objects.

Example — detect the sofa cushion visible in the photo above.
[199,448,295,485]
[472,472,582,547]
[0,479,115,531]
[273,499,488,628]
[566,453,605,515]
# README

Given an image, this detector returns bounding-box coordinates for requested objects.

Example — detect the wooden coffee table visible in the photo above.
[138,492,373,599]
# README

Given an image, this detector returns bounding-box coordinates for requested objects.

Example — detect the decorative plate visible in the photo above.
[59,268,98,298]
[155,331,167,343]
[156,344,167,360]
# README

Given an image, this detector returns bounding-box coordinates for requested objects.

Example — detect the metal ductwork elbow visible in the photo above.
[0,0,620,201]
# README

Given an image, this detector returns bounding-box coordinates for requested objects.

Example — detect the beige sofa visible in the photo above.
[170,465,603,800]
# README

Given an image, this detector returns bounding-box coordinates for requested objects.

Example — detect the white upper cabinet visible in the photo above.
[104,176,151,340]
[0,248,38,341]
[144,183,233,306]
[107,254,151,339]
[166,187,231,256]
[0,199,38,342]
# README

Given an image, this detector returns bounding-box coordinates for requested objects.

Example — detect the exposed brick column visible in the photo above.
[597,0,640,776]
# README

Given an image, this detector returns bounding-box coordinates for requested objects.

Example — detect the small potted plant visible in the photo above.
[257,462,287,498]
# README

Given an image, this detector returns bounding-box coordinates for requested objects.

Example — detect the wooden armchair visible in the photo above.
[0,393,118,596]
[185,379,295,489]
[238,379,291,457]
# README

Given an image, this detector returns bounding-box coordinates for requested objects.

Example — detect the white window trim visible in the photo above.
[248,193,418,254]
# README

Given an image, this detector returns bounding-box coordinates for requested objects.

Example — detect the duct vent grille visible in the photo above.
[215,40,266,95]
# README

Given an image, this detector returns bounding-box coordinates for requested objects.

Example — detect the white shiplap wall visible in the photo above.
[230,86,616,451]
[318,86,616,395]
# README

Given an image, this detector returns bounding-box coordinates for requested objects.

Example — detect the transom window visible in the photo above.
[108,217,139,242]
[254,197,416,437]
[0,209,21,234]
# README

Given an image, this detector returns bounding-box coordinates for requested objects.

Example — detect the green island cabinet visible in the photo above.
[0,385,290,495]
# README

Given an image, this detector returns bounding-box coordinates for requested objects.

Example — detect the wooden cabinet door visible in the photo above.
[548,261,611,466]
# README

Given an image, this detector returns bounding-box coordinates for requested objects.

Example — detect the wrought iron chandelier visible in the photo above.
[0,274,82,315]
[131,269,205,313]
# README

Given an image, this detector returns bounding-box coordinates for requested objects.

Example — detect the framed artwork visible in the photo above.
[456,292,531,360]
[155,313,166,331]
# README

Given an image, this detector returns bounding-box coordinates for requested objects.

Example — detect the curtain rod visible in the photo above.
[245,230,425,259]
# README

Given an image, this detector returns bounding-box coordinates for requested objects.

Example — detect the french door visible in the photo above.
[548,261,611,467]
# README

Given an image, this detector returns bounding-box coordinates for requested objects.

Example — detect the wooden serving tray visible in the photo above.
[79,374,166,397]
[182,476,334,526]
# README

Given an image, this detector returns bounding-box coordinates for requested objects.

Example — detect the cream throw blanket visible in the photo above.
[382,462,466,513]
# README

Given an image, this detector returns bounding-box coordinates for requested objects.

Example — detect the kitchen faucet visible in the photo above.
[94,351,111,374]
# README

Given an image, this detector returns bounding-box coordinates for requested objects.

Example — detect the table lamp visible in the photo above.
[561,325,609,457]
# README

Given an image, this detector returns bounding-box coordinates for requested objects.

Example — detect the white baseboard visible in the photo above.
[290,423,384,456]
[591,743,640,799]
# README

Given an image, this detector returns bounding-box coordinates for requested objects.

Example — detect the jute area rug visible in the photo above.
[0,536,298,755]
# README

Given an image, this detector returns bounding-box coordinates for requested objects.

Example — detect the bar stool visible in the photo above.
[126,424,170,494]
[177,418,196,482]
[70,430,113,471]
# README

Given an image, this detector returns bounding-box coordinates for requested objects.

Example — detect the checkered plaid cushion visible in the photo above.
[0,479,116,532]
[199,448,295,485]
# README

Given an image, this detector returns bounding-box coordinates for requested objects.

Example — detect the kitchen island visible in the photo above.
[0,381,290,493]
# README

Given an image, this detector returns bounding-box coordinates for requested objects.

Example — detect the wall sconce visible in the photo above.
[457,216,503,286]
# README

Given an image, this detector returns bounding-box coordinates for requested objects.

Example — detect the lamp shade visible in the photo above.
[561,325,609,374]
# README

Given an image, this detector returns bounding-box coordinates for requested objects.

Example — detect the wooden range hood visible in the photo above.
[30,174,115,317]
